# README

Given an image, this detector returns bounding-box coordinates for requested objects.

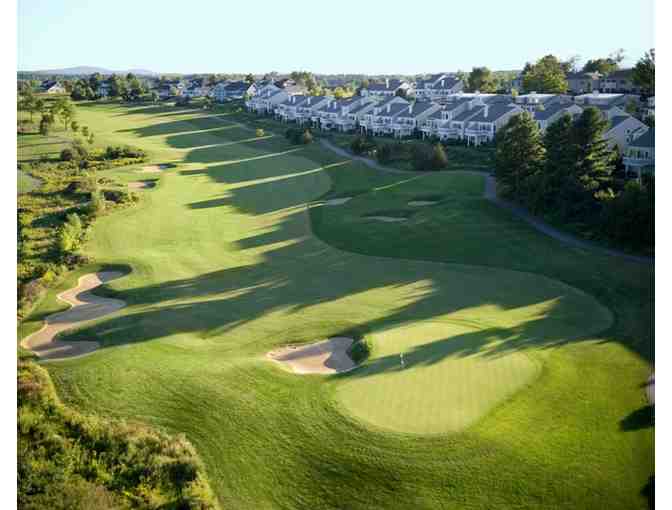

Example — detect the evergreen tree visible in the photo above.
[571,107,614,195]
[494,112,545,202]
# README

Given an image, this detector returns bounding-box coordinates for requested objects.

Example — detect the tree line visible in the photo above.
[495,108,653,252]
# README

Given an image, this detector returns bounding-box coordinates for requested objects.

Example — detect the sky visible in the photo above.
[17,0,654,75]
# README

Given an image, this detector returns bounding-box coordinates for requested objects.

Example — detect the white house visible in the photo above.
[390,102,443,138]
[213,81,255,102]
[533,103,583,132]
[359,96,409,134]
[246,88,289,115]
[565,72,602,94]
[600,69,641,94]
[343,99,377,132]
[514,92,566,113]
[623,128,654,178]
[603,115,648,151]
[296,95,331,125]
[361,79,413,98]
[463,103,523,146]
[414,74,464,102]
[40,80,66,94]
[419,99,472,139]
[276,95,309,122]
[331,97,373,132]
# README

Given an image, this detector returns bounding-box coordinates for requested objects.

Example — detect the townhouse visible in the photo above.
[420,97,472,139]
[359,96,409,134]
[276,94,309,122]
[389,102,443,138]
[600,69,641,94]
[565,71,602,94]
[40,80,66,94]
[246,86,289,115]
[342,99,377,132]
[361,79,413,98]
[533,102,583,132]
[213,81,256,102]
[414,74,464,102]
[623,128,654,178]
[603,115,648,151]
[296,95,331,125]
[514,92,567,113]
[331,97,374,132]
[463,103,523,146]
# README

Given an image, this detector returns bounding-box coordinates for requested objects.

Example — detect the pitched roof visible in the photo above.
[366,79,405,91]
[378,102,412,117]
[467,104,519,123]
[629,128,654,148]
[453,107,482,122]
[348,101,376,115]
[608,115,633,131]
[534,102,575,121]
[394,101,439,118]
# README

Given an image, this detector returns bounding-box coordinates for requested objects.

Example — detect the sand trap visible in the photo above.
[20,272,126,361]
[139,164,170,173]
[324,197,352,206]
[647,373,654,404]
[365,216,408,223]
[267,337,356,374]
[408,201,438,207]
[128,181,156,190]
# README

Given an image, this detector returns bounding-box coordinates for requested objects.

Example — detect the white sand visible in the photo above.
[267,337,356,374]
[324,197,352,206]
[365,216,408,223]
[139,164,170,173]
[20,272,126,361]
[128,181,156,190]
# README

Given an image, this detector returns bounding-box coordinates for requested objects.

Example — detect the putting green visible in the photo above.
[336,321,541,434]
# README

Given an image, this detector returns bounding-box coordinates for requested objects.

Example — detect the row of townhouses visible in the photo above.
[245,82,654,175]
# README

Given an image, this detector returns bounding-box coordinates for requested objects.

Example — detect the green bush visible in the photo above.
[60,148,74,161]
[255,128,265,137]
[17,361,219,510]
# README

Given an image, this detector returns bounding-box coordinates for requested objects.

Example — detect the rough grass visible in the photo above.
[21,102,654,510]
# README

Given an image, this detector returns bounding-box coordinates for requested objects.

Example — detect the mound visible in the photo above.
[21,272,126,360]
[267,337,356,374]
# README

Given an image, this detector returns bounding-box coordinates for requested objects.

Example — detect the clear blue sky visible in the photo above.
[18,0,654,74]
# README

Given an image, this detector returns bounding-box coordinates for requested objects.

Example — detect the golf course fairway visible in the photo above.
[21,102,653,510]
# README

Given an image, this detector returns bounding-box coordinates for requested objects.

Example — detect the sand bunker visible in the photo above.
[365,216,408,223]
[267,337,356,374]
[408,200,438,207]
[324,197,352,206]
[128,181,156,190]
[647,373,655,404]
[139,164,170,173]
[21,271,126,361]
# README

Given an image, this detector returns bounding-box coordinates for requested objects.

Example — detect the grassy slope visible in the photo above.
[23,103,653,509]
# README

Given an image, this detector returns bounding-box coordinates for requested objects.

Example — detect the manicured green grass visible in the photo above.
[23,102,653,509]
[17,169,41,194]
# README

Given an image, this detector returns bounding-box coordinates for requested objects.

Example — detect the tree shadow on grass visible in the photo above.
[620,405,654,431]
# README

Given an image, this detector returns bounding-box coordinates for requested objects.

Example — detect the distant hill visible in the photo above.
[21,66,157,76]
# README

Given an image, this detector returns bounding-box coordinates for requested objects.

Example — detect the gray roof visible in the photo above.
[609,115,631,131]
[629,128,654,148]
[348,101,376,115]
[377,102,410,117]
[534,102,572,121]
[453,107,482,122]
[301,95,330,107]
[395,101,438,119]
[468,104,519,123]
[367,79,405,91]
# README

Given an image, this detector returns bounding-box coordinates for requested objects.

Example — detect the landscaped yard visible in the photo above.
[20,102,653,509]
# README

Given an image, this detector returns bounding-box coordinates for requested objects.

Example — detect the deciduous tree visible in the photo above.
[522,55,568,93]
[633,49,655,96]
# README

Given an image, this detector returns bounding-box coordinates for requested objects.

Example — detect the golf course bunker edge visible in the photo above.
[267,337,358,374]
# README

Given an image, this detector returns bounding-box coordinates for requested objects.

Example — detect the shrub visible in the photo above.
[376,143,393,164]
[60,148,74,161]
[88,190,106,217]
[301,130,313,145]
[255,128,265,137]
[411,144,432,171]
[430,143,448,170]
